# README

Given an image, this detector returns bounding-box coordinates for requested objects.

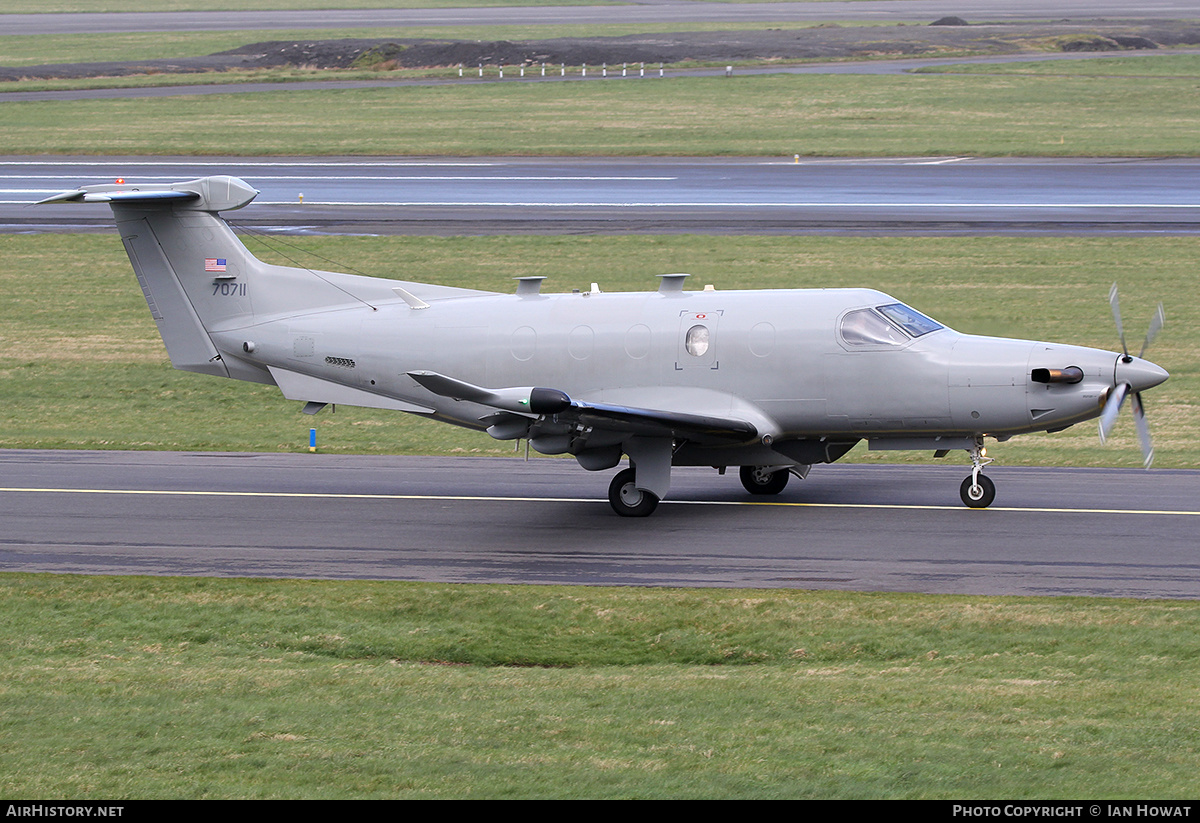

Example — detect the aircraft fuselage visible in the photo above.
[208,284,1161,452]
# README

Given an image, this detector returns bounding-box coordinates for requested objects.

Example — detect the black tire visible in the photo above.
[608,468,660,517]
[959,474,996,508]
[739,465,790,496]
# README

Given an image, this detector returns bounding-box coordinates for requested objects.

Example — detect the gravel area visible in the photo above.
[4,18,1199,81]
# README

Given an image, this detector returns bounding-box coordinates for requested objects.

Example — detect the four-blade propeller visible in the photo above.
[1100,284,1166,468]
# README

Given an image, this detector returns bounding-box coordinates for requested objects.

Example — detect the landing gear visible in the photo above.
[739,465,790,496]
[608,467,659,517]
[959,474,995,508]
[960,439,996,508]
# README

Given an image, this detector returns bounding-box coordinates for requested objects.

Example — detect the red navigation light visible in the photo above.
[115,178,125,185]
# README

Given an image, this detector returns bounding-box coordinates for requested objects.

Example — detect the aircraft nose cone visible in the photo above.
[1116,356,1169,393]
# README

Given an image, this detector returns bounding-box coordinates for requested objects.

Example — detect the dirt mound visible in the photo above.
[3,21,1198,82]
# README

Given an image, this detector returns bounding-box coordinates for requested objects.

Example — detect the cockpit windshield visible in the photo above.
[876,303,943,338]
[839,303,944,348]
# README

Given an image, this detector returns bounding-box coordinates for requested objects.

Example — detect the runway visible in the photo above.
[8,156,1200,235]
[2,450,1198,598]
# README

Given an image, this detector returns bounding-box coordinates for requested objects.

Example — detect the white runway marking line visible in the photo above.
[2,486,1198,517]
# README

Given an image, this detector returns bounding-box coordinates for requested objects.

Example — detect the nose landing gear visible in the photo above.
[960,440,995,508]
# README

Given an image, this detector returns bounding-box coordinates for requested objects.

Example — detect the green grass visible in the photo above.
[7,573,1200,801]
[5,69,1200,156]
[2,573,1200,798]
[917,53,1200,77]
[2,233,1195,468]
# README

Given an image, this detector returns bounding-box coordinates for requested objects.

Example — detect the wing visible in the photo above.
[406,370,764,445]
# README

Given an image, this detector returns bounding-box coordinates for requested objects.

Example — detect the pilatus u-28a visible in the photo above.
[40,176,1169,516]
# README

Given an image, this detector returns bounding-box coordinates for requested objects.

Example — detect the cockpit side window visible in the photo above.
[839,308,908,348]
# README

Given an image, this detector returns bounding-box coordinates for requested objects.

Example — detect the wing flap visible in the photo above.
[573,402,758,441]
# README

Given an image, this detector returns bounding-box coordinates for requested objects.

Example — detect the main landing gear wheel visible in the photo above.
[608,467,659,517]
[739,465,790,496]
[959,474,996,509]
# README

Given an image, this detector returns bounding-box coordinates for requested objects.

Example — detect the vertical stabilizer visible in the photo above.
[41,176,261,378]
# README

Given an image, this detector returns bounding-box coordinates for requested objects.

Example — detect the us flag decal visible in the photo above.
[205,258,227,272]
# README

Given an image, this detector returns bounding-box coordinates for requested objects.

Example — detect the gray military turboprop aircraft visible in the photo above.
[40,175,1169,516]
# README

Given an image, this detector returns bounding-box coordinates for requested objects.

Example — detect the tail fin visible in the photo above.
[42,175,495,387]
[40,175,408,385]
[42,176,264,378]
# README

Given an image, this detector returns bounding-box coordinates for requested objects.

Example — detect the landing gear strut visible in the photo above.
[960,439,995,508]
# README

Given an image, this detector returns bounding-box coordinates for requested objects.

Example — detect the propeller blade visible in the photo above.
[1132,392,1154,469]
[1109,282,1129,358]
[1138,303,1165,359]
[1098,382,1128,445]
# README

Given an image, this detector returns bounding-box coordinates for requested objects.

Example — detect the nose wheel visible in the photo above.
[959,474,995,508]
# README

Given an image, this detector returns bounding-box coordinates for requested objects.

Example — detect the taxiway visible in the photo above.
[3,450,1197,598]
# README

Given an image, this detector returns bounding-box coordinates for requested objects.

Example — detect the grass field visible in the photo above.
[2,232,1194,468]
[6,68,1200,157]
[919,53,1200,77]
[3,573,1200,799]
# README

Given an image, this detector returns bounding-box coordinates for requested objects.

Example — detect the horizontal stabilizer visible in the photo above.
[38,189,200,205]
[37,176,258,212]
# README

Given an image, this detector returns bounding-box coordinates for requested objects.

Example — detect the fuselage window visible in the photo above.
[685,324,710,356]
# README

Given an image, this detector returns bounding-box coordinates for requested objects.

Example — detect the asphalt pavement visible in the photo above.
[4,450,1198,597]
[8,156,1200,235]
